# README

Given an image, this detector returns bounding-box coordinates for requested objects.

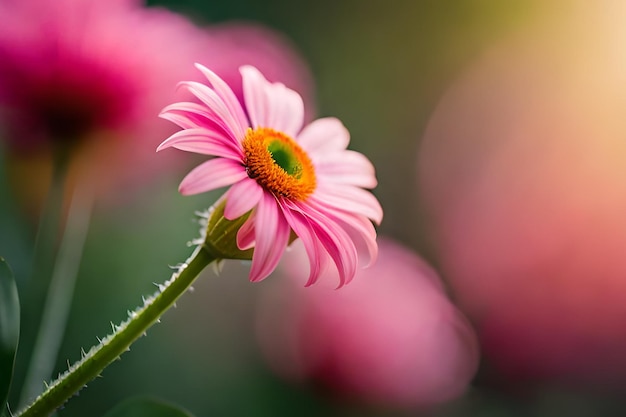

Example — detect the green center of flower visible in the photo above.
[267,140,302,177]
[242,127,316,200]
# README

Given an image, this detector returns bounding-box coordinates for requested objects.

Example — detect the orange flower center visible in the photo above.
[242,127,316,200]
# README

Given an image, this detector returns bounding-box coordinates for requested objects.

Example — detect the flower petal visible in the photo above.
[159,102,239,143]
[336,213,378,267]
[224,177,264,220]
[309,214,358,288]
[249,192,290,282]
[158,107,199,130]
[179,80,245,140]
[297,117,349,154]
[179,158,247,196]
[281,204,330,286]
[241,65,304,137]
[266,82,304,137]
[194,63,249,138]
[241,65,268,129]
[237,210,256,250]
[313,185,383,225]
[316,150,377,188]
[309,199,378,268]
[287,200,358,287]
[157,128,242,160]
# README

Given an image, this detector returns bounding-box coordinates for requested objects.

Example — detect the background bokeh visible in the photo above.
[4,0,626,416]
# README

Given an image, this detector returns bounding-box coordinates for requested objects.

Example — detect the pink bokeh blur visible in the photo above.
[256,237,479,410]
[418,2,626,387]
[0,0,313,206]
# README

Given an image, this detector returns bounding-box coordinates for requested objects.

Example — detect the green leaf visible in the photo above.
[102,397,195,417]
[0,257,19,415]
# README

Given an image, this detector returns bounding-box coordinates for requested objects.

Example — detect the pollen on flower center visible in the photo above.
[243,127,316,200]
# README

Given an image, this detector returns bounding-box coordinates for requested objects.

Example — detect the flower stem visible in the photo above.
[28,148,71,289]
[19,180,94,407]
[15,244,216,417]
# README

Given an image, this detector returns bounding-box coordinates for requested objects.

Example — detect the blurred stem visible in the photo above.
[30,145,75,277]
[15,244,216,417]
[18,179,94,408]
[14,152,70,415]
[27,153,69,292]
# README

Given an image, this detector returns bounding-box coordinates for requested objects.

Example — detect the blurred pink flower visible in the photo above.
[256,238,479,409]
[159,64,381,285]
[0,0,313,203]
[418,3,626,386]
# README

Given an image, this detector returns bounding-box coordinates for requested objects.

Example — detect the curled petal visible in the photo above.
[237,210,256,250]
[159,102,239,142]
[310,213,358,288]
[249,193,290,282]
[157,128,242,160]
[309,199,378,268]
[158,108,199,130]
[288,200,358,287]
[281,203,329,286]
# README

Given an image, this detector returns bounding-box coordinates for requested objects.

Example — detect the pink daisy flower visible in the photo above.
[158,64,382,286]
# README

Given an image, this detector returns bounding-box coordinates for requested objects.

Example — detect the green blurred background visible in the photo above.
[7,1,622,416]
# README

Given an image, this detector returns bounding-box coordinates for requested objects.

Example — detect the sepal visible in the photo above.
[199,199,254,261]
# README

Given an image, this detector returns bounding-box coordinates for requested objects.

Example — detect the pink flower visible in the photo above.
[158,64,382,285]
[0,0,196,154]
[256,238,479,408]
[418,3,626,386]
[0,0,313,203]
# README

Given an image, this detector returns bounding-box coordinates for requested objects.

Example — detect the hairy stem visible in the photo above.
[16,245,215,417]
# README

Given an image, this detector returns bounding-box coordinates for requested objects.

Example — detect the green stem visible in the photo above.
[15,245,216,417]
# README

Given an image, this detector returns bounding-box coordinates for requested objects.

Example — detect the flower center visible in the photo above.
[242,127,316,200]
